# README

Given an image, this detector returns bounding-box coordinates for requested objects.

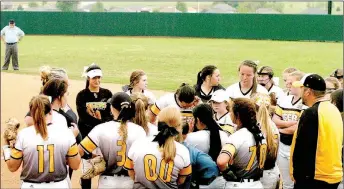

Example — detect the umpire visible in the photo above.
[1,19,25,71]
[290,74,343,189]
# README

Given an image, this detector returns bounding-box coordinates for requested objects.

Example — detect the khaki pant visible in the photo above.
[2,43,19,70]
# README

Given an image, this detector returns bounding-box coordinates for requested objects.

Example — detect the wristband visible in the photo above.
[2,145,11,161]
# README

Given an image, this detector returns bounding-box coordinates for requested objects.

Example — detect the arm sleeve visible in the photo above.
[274,105,283,118]
[11,131,24,159]
[1,27,6,36]
[18,28,24,37]
[221,133,243,158]
[124,139,139,170]
[291,108,318,179]
[66,130,78,157]
[179,148,192,176]
[150,95,167,116]
[79,126,100,154]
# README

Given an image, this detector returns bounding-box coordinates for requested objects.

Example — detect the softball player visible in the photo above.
[226,60,268,99]
[130,92,158,136]
[79,92,146,188]
[149,83,201,125]
[123,70,156,105]
[252,93,280,189]
[212,98,267,189]
[282,67,298,95]
[194,65,225,102]
[76,63,112,188]
[209,89,236,135]
[185,104,229,161]
[272,71,307,189]
[124,106,192,189]
[257,66,285,100]
[3,95,81,188]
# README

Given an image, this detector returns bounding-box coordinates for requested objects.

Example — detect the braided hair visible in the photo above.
[231,98,265,171]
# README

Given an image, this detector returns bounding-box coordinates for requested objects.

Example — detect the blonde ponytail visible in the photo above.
[119,121,128,142]
[257,104,277,158]
[162,137,176,162]
[29,95,51,140]
[131,93,149,135]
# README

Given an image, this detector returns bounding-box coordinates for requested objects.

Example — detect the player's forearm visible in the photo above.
[279,124,297,135]
[272,115,289,129]
[6,159,22,172]
[128,170,135,180]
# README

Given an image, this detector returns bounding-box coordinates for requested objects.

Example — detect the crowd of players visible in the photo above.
[2,60,344,189]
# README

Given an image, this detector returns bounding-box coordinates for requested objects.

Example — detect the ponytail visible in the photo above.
[251,75,258,98]
[196,71,203,91]
[195,65,218,91]
[153,122,179,162]
[29,95,51,140]
[117,102,135,142]
[193,104,222,161]
[133,98,149,134]
[232,98,264,171]
[257,104,277,168]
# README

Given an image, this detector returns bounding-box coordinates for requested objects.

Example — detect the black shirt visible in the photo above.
[76,87,112,138]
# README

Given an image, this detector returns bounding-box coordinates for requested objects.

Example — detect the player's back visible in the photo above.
[16,123,77,183]
[129,137,191,189]
[185,130,229,154]
[227,128,267,178]
[82,121,146,175]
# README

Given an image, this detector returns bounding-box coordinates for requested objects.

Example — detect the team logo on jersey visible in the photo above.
[86,102,107,110]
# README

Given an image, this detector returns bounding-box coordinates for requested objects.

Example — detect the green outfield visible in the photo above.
[1,36,342,91]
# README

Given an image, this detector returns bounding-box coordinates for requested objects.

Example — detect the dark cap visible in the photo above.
[9,19,15,24]
[107,92,132,111]
[292,73,326,91]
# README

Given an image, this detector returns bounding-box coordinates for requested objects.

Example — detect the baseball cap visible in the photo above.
[86,68,102,78]
[108,92,132,111]
[292,73,326,91]
[9,19,15,24]
[209,89,229,103]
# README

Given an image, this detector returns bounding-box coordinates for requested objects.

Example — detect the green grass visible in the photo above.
[1,36,342,91]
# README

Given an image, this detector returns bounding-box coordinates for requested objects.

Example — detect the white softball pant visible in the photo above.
[277,142,294,189]
[205,176,264,189]
[260,165,280,189]
[98,175,133,188]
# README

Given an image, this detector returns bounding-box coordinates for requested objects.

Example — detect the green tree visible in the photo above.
[56,1,78,12]
[176,2,187,13]
[17,4,24,11]
[42,1,47,6]
[28,1,39,8]
[90,1,104,12]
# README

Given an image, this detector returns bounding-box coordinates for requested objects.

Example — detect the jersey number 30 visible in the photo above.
[144,154,174,182]
[37,144,55,173]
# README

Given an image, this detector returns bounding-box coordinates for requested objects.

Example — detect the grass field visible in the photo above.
[1,36,342,91]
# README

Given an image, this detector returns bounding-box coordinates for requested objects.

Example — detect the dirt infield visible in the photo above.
[0,72,166,188]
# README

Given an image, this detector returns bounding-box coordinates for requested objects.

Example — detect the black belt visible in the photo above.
[23,177,65,184]
[7,42,17,45]
[103,169,129,177]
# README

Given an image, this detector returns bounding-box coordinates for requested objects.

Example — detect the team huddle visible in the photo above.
[2,60,344,189]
